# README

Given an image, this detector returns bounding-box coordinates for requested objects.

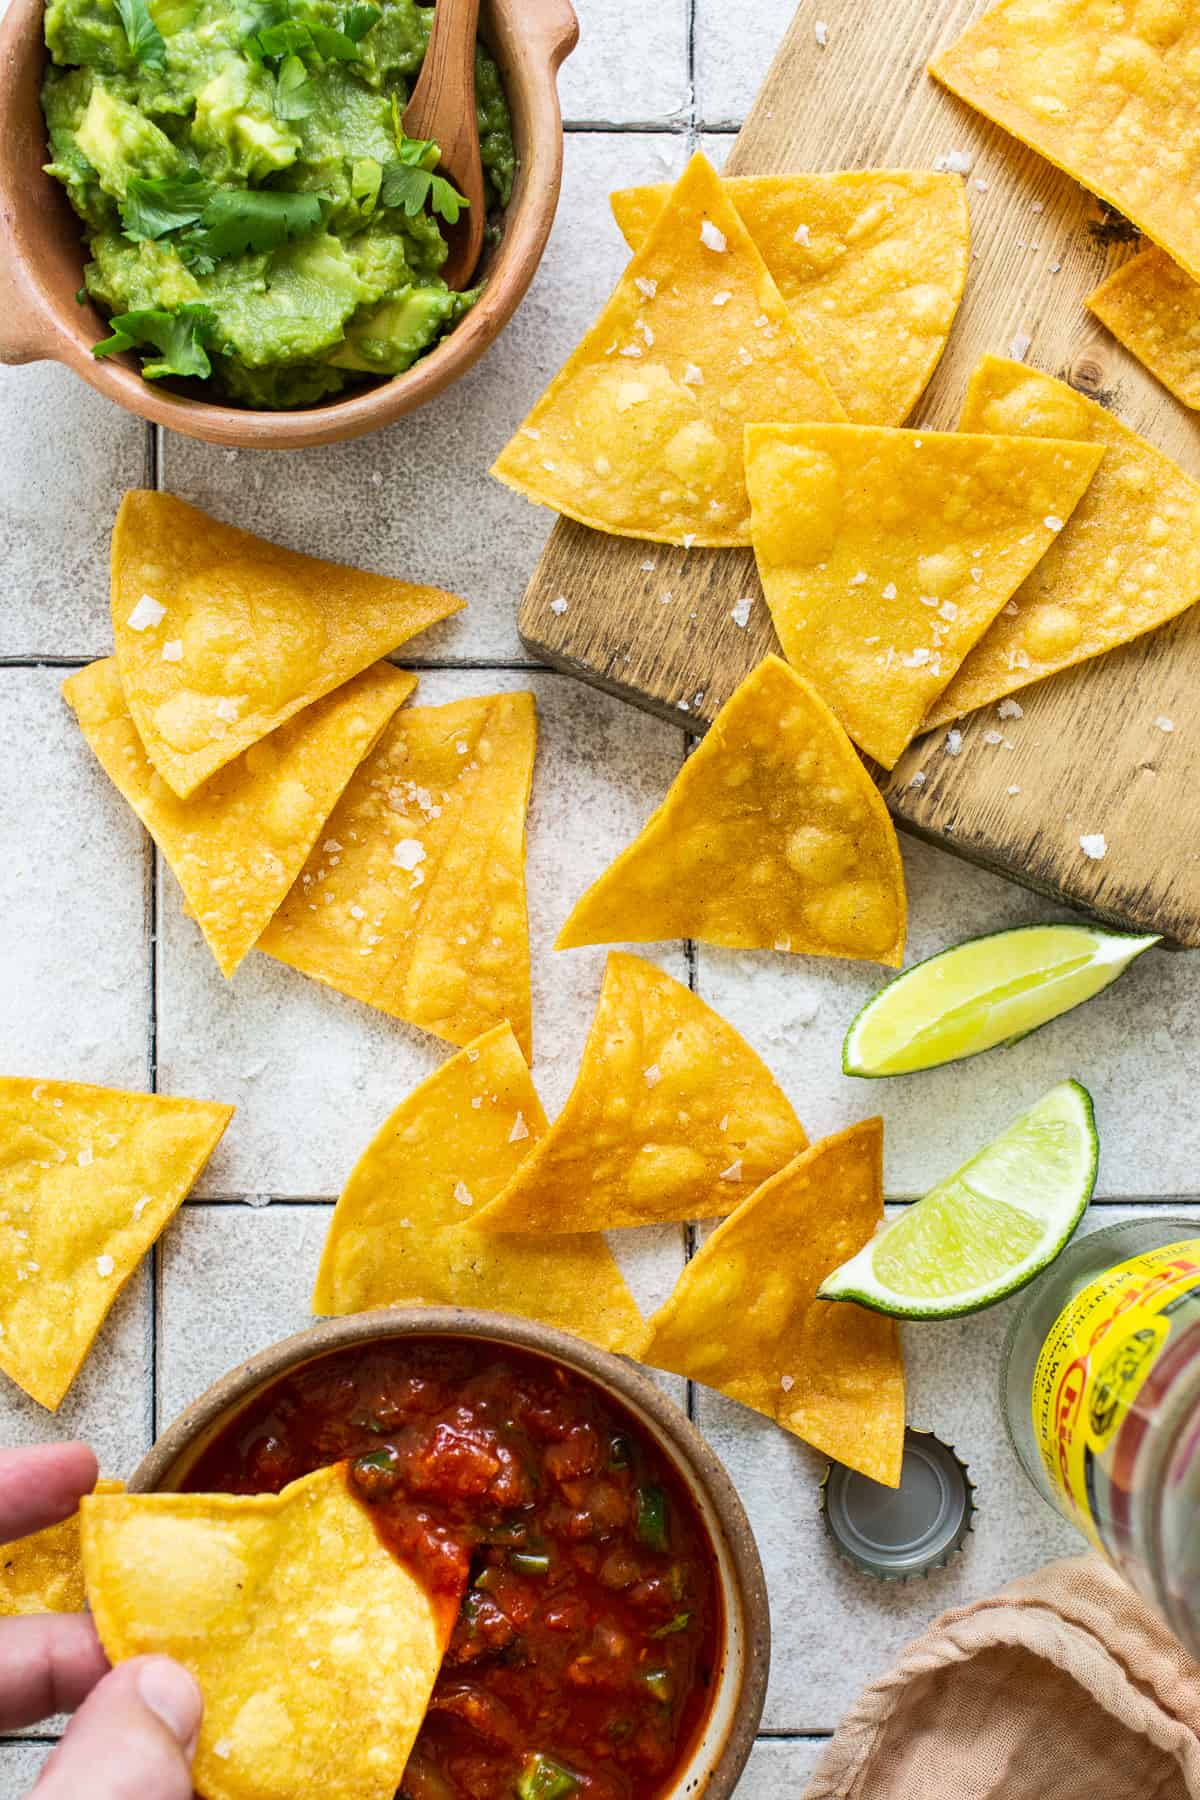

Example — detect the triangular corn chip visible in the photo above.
[926,357,1200,725]
[314,1024,644,1348]
[556,658,906,966]
[111,491,463,798]
[0,1479,123,1616]
[490,152,845,547]
[259,693,536,1057]
[931,1,1200,284]
[1088,247,1200,412]
[63,659,416,977]
[473,954,806,1234]
[612,170,969,425]
[0,1079,232,1410]
[637,1120,905,1486]
[745,422,1103,767]
[81,1464,455,1800]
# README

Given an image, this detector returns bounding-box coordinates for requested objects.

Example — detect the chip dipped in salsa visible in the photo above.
[184,1338,723,1800]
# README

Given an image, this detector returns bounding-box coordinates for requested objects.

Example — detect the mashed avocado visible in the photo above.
[42,0,515,407]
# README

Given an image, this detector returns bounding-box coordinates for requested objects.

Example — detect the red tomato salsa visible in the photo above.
[185,1338,723,1799]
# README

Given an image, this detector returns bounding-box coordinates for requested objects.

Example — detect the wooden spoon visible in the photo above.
[403,0,486,290]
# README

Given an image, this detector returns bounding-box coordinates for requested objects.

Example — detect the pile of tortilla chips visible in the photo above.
[313,951,906,1487]
[66,492,537,1054]
[0,1078,231,1409]
[492,151,969,545]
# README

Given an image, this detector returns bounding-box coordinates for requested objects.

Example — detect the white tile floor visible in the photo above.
[2,3,1200,1796]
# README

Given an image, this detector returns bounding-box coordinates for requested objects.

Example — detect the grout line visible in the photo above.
[686,0,698,138]
[0,655,565,673]
[563,118,691,134]
[148,432,162,1443]
[754,1729,834,1741]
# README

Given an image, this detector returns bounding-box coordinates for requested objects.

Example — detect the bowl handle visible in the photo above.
[524,0,579,69]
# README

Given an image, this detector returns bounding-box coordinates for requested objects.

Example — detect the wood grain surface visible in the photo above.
[518,0,1200,945]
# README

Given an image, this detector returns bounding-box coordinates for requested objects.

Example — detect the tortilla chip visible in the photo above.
[637,1120,904,1486]
[1088,247,1200,410]
[81,1463,453,1800]
[556,657,906,966]
[612,171,969,426]
[930,1,1200,283]
[63,659,416,978]
[490,152,845,547]
[744,422,1104,767]
[314,1024,643,1347]
[0,1480,123,1616]
[0,1079,232,1410]
[259,693,536,1057]
[926,356,1200,724]
[473,953,806,1234]
[111,491,463,798]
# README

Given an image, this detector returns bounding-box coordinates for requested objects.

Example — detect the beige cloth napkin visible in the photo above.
[802,1554,1200,1800]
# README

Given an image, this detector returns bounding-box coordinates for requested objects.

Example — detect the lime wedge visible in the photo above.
[819,1081,1097,1319]
[843,923,1158,1077]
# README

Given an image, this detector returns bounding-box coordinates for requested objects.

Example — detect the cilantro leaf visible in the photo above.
[121,168,212,241]
[428,173,466,224]
[115,0,167,65]
[307,22,360,58]
[343,2,380,38]
[254,17,313,55]
[379,153,468,225]
[274,51,316,118]
[93,303,215,380]
[183,188,324,261]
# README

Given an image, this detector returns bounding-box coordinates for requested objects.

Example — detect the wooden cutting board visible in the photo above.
[517,0,1200,946]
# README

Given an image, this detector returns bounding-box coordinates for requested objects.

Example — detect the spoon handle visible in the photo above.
[405,0,483,173]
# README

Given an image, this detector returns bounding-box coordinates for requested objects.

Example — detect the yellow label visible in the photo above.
[1031,1240,1200,1549]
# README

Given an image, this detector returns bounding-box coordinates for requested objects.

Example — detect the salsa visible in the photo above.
[185,1339,723,1799]
[41,0,515,407]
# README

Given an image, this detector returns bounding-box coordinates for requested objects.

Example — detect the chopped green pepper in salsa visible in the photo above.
[186,1339,722,1800]
[41,0,515,406]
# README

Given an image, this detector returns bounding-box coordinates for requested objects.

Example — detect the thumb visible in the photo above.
[33,1656,202,1800]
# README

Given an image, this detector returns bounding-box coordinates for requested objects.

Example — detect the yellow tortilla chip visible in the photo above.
[637,1120,905,1486]
[63,659,416,978]
[490,152,845,547]
[473,953,806,1234]
[111,491,463,798]
[556,657,906,966]
[0,1480,123,1616]
[314,1024,643,1347]
[1088,247,1200,410]
[926,355,1200,725]
[612,170,970,425]
[744,422,1103,767]
[0,1079,232,1410]
[259,693,536,1057]
[931,1,1200,283]
[81,1463,452,1800]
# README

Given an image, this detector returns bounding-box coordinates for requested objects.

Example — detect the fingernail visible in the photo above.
[137,1658,203,1747]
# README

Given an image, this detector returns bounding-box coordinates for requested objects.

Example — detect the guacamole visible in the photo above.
[42,0,515,407]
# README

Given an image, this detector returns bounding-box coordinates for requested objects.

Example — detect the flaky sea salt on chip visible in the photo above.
[1088,247,1200,411]
[110,492,463,798]
[611,170,969,425]
[472,954,806,1234]
[930,0,1200,283]
[926,356,1200,724]
[637,1120,905,1486]
[744,422,1103,766]
[63,659,416,977]
[556,657,906,966]
[81,1464,453,1800]
[491,152,845,547]
[0,1080,232,1410]
[313,1024,643,1348]
[0,1480,123,1616]
[259,693,536,1057]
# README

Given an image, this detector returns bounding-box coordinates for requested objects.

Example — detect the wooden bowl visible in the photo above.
[131,1306,771,1798]
[0,0,577,447]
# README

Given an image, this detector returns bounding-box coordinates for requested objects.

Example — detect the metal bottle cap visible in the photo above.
[820,1427,976,1580]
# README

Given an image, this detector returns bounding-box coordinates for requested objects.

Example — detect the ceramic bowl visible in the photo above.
[131,1306,770,1798]
[0,0,577,447]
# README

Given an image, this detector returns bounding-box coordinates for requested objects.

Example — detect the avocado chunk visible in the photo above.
[328,284,462,373]
[192,58,299,182]
[74,84,181,198]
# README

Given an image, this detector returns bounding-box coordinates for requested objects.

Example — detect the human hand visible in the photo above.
[0,1443,202,1798]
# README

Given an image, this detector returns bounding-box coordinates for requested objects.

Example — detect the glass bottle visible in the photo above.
[1002,1216,1200,1656]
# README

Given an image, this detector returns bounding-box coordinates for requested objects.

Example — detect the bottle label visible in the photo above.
[1031,1240,1200,1550]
